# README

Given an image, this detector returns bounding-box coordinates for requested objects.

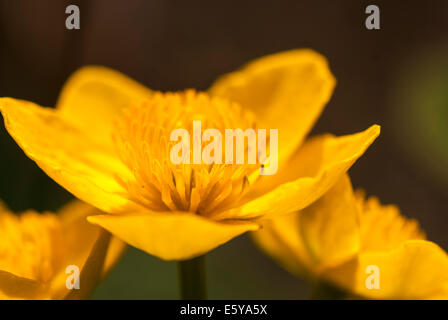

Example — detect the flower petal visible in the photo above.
[216,125,380,220]
[64,230,111,300]
[57,66,152,145]
[297,174,360,270]
[0,271,46,299]
[251,212,311,278]
[50,201,126,299]
[251,175,360,279]
[59,201,127,280]
[0,98,137,214]
[87,212,259,261]
[209,49,336,165]
[324,240,448,299]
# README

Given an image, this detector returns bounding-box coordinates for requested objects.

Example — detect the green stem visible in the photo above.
[178,255,207,300]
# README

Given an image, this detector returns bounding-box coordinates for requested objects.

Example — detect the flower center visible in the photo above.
[0,208,64,282]
[113,90,264,215]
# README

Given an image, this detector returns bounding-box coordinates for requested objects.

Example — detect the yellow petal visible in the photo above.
[251,175,360,279]
[0,98,137,214]
[59,201,126,281]
[215,125,380,220]
[251,213,311,278]
[0,271,46,300]
[324,240,448,299]
[210,49,336,165]
[298,174,360,270]
[57,66,152,145]
[64,230,111,300]
[50,201,126,299]
[102,235,127,279]
[426,283,448,300]
[87,212,259,261]
[0,200,124,300]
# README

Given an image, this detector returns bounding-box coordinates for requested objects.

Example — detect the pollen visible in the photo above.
[113,90,264,215]
[0,207,65,282]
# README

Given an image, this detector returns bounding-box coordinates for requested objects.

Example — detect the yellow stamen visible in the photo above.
[113,90,264,215]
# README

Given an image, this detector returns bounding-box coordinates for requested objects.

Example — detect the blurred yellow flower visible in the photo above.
[252,175,448,299]
[0,49,380,261]
[0,201,125,300]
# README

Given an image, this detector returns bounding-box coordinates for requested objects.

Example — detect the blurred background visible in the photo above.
[0,0,447,299]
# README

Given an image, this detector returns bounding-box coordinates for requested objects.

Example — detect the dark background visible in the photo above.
[0,0,447,299]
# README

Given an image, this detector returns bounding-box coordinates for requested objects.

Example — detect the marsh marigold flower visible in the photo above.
[0,50,380,260]
[0,201,125,299]
[252,175,448,299]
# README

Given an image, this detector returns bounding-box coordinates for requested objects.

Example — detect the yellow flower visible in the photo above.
[252,175,448,299]
[0,49,380,261]
[0,200,125,300]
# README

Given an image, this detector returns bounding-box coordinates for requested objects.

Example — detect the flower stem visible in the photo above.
[178,255,207,300]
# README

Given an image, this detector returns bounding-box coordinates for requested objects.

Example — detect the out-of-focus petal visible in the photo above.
[252,175,360,278]
[298,174,360,270]
[0,271,46,300]
[251,212,311,278]
[64,230,111,300]
[324,240,448,299]
[50,201,126,299]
